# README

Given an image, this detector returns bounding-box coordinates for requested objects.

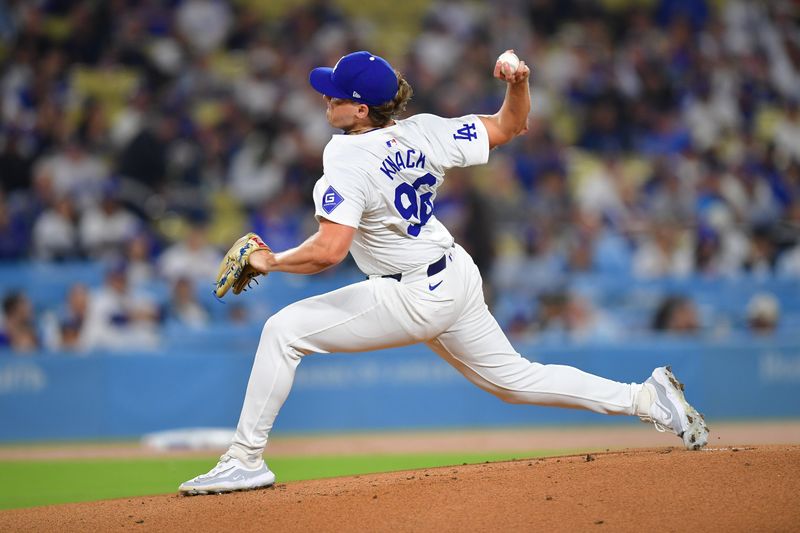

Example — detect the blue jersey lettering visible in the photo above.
[453,123,477,141]
[379,149,427,180]
[394,151,406,170]
[379,157,399,180]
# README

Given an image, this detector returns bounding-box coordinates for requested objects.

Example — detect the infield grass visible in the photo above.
[0,450,561,510]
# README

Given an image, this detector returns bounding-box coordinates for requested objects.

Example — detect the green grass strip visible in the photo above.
[0,450,560,510]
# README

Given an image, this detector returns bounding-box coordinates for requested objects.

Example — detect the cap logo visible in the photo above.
[352,90,361,99]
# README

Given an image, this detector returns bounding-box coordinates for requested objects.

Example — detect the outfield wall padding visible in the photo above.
[2,337,799,441]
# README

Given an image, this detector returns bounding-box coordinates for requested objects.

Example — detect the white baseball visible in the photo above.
[497,51,520,75]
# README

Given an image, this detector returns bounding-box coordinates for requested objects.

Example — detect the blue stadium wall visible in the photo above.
[1,336,799,441]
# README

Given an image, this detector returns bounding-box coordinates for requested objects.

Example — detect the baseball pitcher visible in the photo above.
[180,50,709,495]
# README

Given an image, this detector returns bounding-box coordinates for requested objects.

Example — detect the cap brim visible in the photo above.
[309,67,351,100]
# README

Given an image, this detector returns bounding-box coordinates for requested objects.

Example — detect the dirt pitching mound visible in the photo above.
[2,445,798,532]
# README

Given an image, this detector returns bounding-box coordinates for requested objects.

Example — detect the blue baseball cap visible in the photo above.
[309,51,398,106]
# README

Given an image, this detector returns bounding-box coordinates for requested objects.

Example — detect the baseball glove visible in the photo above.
[214,232,271,298]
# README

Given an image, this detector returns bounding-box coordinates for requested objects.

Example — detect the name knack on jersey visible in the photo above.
[379,149,427,180]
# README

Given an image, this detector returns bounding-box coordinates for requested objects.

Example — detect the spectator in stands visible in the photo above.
[165,277,209,328]
[42,282,90,352]
[124,232,157,287]
[60,283,90,351]
[79,185,141,261]
[647,168,696,226]
[82,263,161,351]
[747,293,780,336]
[227,128,286,209]
[571,210,632,275]
[530,291,620,343]
[75,98,111,154]
[563,294,621,343]
[0,129,34,193]
[533,291,569,335]
[0,291,39,353]
[32,138,108,210]
[176,0,232,54]
[116,114,178,204]
[158,223,220,284]
[58,318,83,351]
[652,295,700,334]
[109,89,149,150]
[0,191,29,259]
[743,226,780,276]
[683,80,739,153]
[633,224,693,279]
[234,48,280,119]
[32,195,81,261]
[692,227,719,277]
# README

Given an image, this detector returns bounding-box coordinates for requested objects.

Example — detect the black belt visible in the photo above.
[372,253,448,282]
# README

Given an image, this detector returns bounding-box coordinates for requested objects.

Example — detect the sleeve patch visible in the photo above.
[452,122,478,141]
[321,185,344,214]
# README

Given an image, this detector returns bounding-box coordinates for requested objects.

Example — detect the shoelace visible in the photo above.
[194,454,233,480]
[639,397,676,434]
[639,415,669,433]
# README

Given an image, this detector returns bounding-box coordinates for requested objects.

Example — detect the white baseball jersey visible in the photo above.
[227,113,642,464]
[311,113,489,275]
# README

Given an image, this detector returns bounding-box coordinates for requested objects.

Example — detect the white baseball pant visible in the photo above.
[229,244,640,460]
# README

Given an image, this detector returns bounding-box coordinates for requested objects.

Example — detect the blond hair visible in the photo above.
[367,71,413,126]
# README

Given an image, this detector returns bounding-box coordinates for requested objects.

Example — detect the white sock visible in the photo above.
[634,383,656,418]
[226,445,264,469]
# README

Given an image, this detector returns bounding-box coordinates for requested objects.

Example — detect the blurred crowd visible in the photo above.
[1,0,799,354]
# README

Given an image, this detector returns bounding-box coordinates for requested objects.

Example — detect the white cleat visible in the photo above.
[640,366,710,450]
[179,454,276,495]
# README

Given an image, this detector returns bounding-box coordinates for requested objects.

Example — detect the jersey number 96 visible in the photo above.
[393,173,436,237]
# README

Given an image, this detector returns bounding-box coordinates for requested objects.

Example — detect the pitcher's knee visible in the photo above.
[492,387,528,405]
[502,392,528,405]
[260,311,306,360]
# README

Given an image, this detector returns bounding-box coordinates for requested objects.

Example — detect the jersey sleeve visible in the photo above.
[416,113,490,169]
[312,167,368,229]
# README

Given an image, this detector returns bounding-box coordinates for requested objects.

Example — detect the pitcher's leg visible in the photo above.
[227,312,303,464]
[427,308,639,415]
[229,279,450,463]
